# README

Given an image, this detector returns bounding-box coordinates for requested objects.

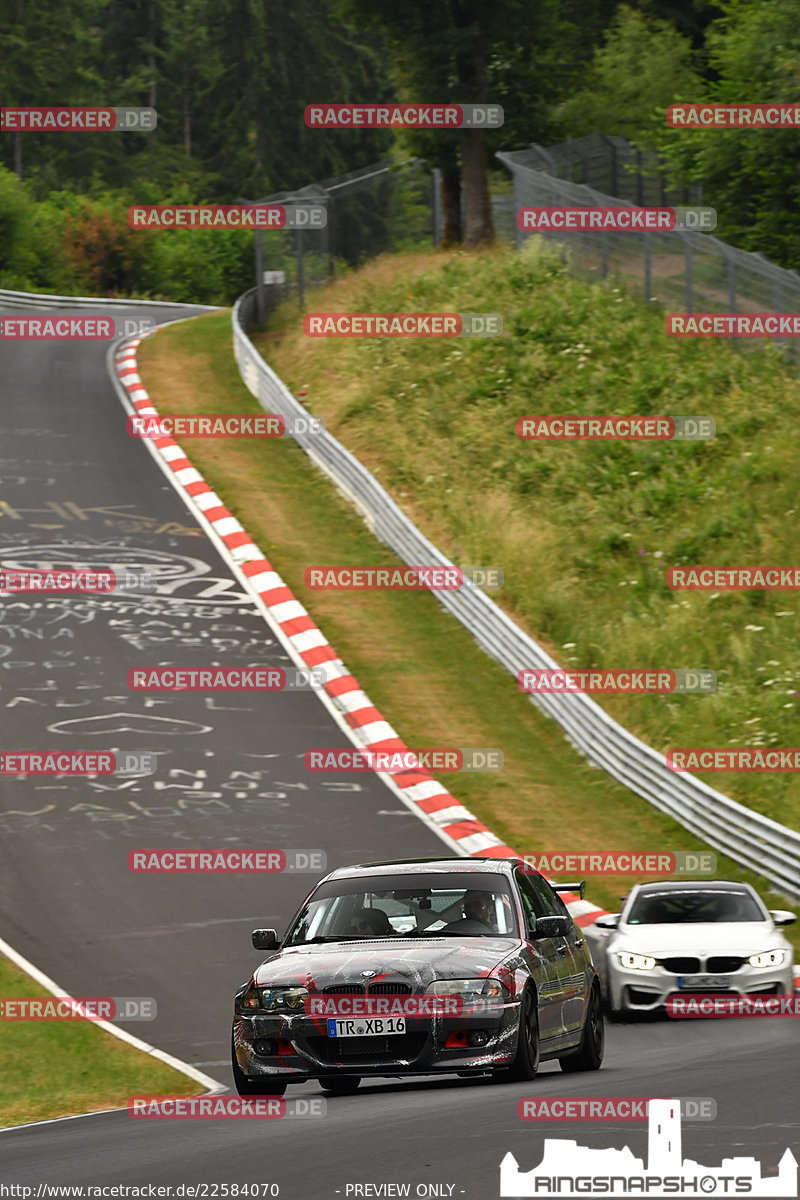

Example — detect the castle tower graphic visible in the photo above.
[500,1098,798,1198]
[648,1098,680,1172]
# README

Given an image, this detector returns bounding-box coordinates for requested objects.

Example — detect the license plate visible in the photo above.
[327,1017,406,1037]
[678,974,730,989]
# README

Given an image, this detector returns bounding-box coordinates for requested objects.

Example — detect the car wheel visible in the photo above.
[318,1076,361,1094]
[231,1034,288,1096]
[503,987,540,1082]
[559,984,604,1072]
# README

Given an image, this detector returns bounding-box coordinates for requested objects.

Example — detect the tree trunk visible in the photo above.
[461,129,494,246]
[441,158,462,246]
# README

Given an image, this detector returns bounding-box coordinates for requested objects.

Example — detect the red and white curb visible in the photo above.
[112,335,800,992]
[112,335,598,926]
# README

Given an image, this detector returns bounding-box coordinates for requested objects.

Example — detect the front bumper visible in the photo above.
[608,960,793,1012]
[232,1002,520,1080]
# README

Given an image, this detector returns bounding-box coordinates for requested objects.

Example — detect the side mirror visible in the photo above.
[252,928,279,950]
[593,914,620,930]
[531,915,571,939]
[769,910,796,926]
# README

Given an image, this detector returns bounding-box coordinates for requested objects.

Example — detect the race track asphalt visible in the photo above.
[1,303,797,1198]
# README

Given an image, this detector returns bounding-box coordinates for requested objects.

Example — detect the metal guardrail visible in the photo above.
[232,288,800,899]
[0,287,221,311]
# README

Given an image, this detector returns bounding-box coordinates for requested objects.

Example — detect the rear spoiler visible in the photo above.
[550,881,586,900]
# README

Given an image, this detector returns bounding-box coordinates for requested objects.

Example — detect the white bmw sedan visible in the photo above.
[589,880,795,1017]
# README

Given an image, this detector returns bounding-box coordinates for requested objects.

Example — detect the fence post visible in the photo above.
[255,228,265,330]
[296,228,305,311]
[432,168,443,247]
[643,231,651,303]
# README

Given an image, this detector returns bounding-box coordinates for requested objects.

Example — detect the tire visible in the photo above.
[318,1076,361,1094]
[559,984,604,1072]
[231,1034,288,1096]
[502,987,540,1082]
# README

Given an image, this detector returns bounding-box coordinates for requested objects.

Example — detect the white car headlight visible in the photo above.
[617,952,657,970]
[748,949,786,968]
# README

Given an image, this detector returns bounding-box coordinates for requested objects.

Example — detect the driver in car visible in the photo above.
[441,889,498,933]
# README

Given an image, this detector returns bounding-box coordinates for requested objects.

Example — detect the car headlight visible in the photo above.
[425,978,509,999]
[748,949,786,968]
[617,952,657,970]
[242,984,308,1011]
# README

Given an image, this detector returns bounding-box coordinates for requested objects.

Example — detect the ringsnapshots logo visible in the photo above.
[128,204,326,229]
[517,416,715,441]
[126,413,323,439]
[304,313,502,337]
[127,849,326,873]
[500,1098,797,1198]
[0,997,156,1021]
[518,669,716,694]
[1,107,156,131]
[0,568,157,594]
[304,103,503,129]
[128,1096,326,1119]
[304,565,503,590]
[668,313,800,337]
[518,207,716,232]
[518,852,716,876]
[128,666,326,691]
[1,751,157,776]
[304,748,503,773]
[668,102,800,128]
[1,316,156,340]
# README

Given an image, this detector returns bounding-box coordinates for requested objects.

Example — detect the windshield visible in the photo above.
[626,888,765,925]
[285,872,519,944]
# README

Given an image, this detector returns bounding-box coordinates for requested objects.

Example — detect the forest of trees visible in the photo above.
[2,0,799,300]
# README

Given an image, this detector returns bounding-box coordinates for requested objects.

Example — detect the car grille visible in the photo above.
[306,1033,427,1063]
[706,956,744,973]
[662,957,701,974]
[322,982,413,996]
